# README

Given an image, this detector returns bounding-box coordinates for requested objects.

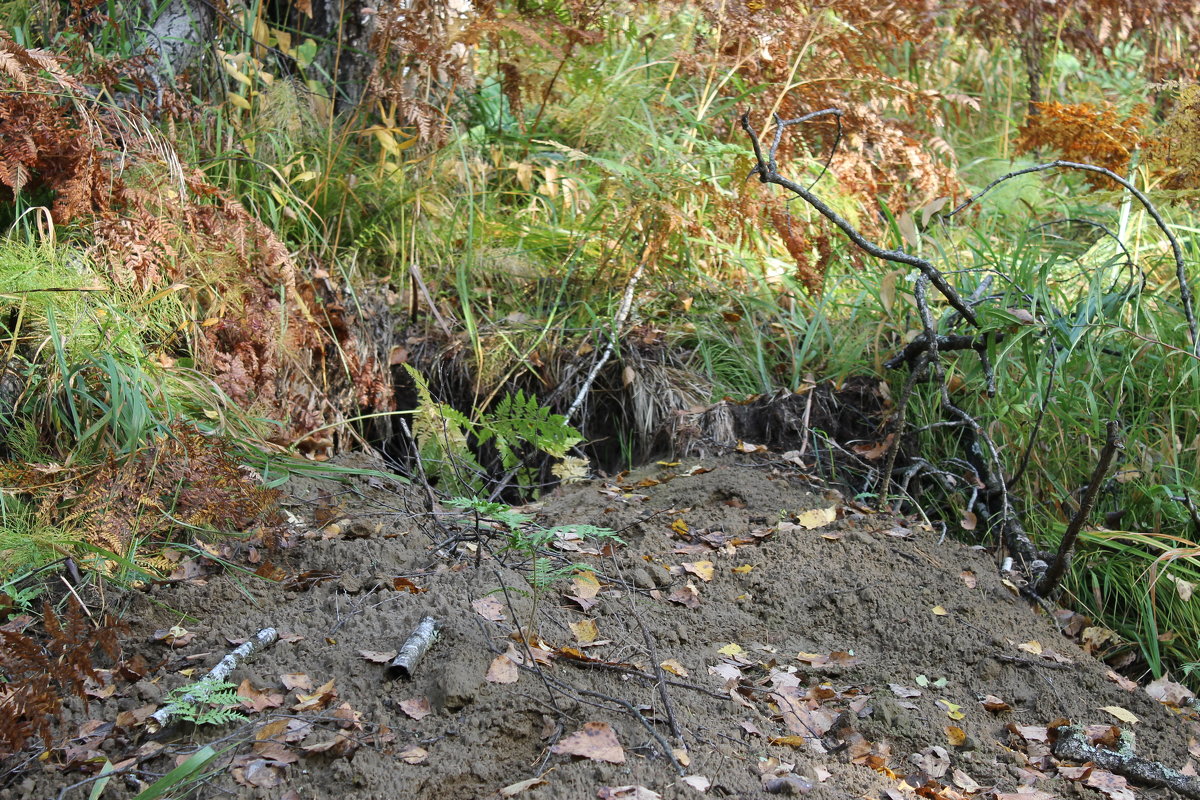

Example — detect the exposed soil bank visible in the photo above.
[3,452,1195,799]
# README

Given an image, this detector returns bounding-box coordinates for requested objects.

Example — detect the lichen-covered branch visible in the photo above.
[1053,724,1200,798]
[147,627,279,732]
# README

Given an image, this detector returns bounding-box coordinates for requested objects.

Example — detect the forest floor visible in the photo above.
[5,450,1198,800]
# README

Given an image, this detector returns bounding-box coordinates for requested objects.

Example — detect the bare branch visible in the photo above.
[950,160,1196,350]
[1036,421,1123,597]
[741,112,978,326]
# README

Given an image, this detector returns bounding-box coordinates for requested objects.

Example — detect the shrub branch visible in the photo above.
[1036,421,1123,597]
[740,112,978,326]
[949,160,1196,351]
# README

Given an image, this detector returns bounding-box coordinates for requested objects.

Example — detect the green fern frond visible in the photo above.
[163,678,249,726]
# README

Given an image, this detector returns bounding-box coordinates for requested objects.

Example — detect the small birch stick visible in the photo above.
[387,616,440,679]
[147,627,279,732]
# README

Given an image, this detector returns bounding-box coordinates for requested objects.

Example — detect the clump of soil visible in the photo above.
[3,452,1196,800]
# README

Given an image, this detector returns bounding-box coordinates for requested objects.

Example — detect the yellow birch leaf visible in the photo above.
[569,619,598,644]
[1099,706,1139,724]
[794,506,837,529]
[660,659,688,677]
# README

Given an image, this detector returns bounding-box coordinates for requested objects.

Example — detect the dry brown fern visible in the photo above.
[0,33,111,223]
[0,598,121,759]
[669,1,963,295]
[0,424,285,564]
[1146,84,1200,190]
[1,30,390,452]
[1016,100,1147,187]
[963,0,1200,112]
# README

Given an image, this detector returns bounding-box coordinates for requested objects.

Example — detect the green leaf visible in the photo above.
[133,745,218,800]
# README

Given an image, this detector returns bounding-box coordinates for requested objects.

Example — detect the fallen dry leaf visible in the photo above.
[680,775,710,792]
[569,619,599,644]
[981,694,1012,712]
[912,745,950,778]
[945,726,967,747]
[1098,705,1139,724]
[889,683,922,698]
[683,560,715,582]
[292,679,337,712]
[280,673,313,692]
[793,506,838,529]
[237,679,283,713]
[564,594,599,611]
[399,746,428,764]
[936,699,965,720]
[358,650,398,664]
[151,626,195,648]
[472,596,505,622]
[254,719,289,743]
[551,721,625,764]
[1008,724,1050,742]
[1017,640,1044,655]
[1168,573,1195,602]
[571,571,601,599]
[1087,768,1135,800]
[486,653,520,684]
[392,576,426,593]
[1146,675,1195,706]
[233,759,283,788]
[597,787,661,800]
[797,650,860,667]
[932,605,948,616]
[852,436,892,460]
[1104,670,1138,692]
[330,702,363,730]
[301,733,358,759]
[668,582,701,609]
[1081,626,1117,653]
[499,777,547,797]
[740,720,763,737]
[399,697,432,720]
[1058,764,1092,780]
[660,658,688,677]
[951,768,981,792]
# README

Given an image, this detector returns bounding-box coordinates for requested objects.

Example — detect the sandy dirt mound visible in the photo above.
[3,453,1196,800]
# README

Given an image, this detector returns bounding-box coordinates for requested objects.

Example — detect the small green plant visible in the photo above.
[406,366,583,497]
[0,572,43,614]
[161,678,248,727]
[447,495,621,630]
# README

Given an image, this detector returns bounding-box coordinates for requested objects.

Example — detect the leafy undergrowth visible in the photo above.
[3,450,1199,800]
[5,3,1200,796]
